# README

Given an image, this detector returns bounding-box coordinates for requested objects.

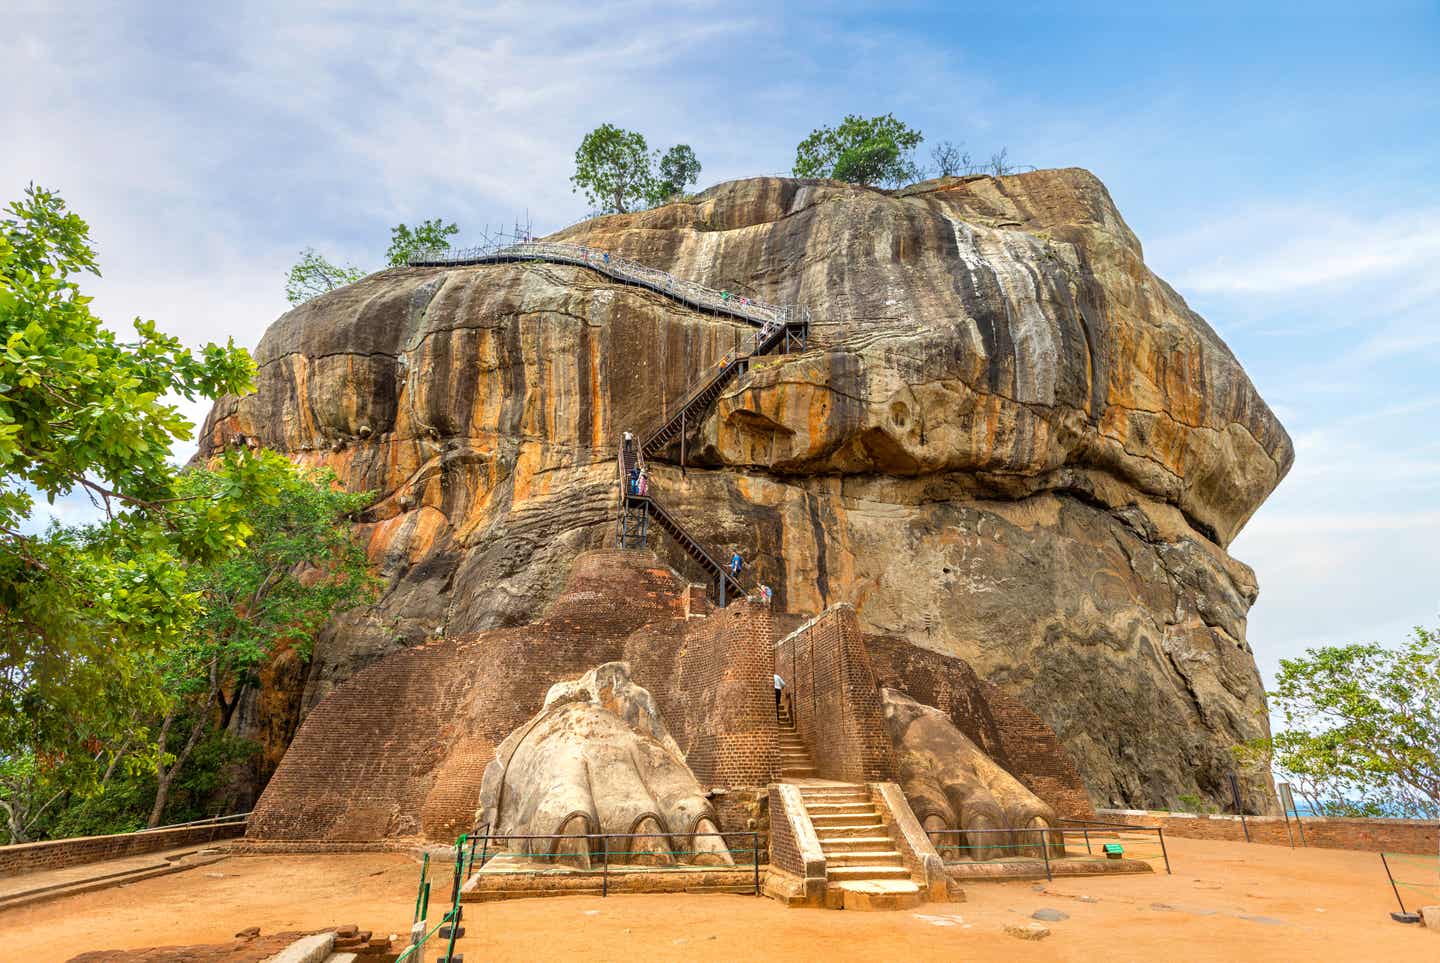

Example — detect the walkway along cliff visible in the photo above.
[200,168,1293,816]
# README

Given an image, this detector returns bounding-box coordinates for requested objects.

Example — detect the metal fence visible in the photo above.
[465,829,763,897]
[927,820,1171,880]
[408,239,811,329]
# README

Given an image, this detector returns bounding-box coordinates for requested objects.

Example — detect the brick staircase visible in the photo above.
[776,705,817,778]
[774,713,925,910]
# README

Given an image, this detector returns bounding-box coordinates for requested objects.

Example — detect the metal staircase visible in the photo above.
[423,238,810,607]
[639,317,803,458]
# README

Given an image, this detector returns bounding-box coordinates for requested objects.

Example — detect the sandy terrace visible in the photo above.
[1,836,1434,961]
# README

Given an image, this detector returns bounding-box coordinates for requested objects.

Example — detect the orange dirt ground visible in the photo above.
[2,837,1434,961]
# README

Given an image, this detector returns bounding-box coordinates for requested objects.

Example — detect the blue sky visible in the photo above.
[5,1,1437,688]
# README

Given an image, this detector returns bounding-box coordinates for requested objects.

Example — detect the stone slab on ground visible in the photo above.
[259,931,334,963]
[1004,921,1051,940]
[835,879,924,911]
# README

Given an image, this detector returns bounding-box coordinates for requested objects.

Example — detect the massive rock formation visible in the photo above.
[202,169,1292,811]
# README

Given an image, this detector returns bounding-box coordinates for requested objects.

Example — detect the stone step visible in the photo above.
[814,823,888,839]
[832,879,924,912]
[804,802,875,815]
[816,835,894,852]
[809,812,882,828]
[824,850,905,867]
[826,865,912,881]
[780,768,817,777]
[798,786,869,798]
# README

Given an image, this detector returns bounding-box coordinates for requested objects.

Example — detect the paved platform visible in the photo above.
[0,844,230,911]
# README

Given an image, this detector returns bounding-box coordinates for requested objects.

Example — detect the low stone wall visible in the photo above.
[0,822,246,877]
[1098,809,1438,855]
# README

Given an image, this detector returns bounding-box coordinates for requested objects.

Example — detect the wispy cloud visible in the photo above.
[1164,205,1440,295]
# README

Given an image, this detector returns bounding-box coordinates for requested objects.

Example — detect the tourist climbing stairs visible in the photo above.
[636,490,747,602]
[617,443,748,604]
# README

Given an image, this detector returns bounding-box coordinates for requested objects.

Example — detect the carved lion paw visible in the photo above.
[477,662,732,868]
[882,687,1060,859]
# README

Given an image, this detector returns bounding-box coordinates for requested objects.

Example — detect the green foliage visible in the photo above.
[792,113,924,187]
[650,145,702,205]
[0,185,257,804]
[1237,628,1439,819]
[283,247,367,305]
[571,123,655,214]
[0,185,376,839]
[1175,792,1217,814]
[139,451,378,825]
[0,185,255,537]
[385,219,459,267]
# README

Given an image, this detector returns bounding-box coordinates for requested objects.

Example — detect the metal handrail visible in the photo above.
[127,811,252,834]
[639,319,790,453]
[467,828,762,897]
[409,240,811,330]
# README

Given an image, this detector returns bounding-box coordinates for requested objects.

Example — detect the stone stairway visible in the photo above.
[776,707,817,778]
[797,785,915,890]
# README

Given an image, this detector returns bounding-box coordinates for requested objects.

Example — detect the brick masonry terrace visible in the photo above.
[246,549,1093,846]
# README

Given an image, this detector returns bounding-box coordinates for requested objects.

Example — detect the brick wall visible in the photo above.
[1100,809,1439,855]
[672,601,777,789]
[249,550,780,843]
[0,822,246,877]
[248,550,695,842]
[864,634,1094,820]
[767,786,802,876]
[773,606,897,783]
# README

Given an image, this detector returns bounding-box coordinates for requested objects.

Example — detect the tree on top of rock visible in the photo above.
[385,218,459,267]
[284,216,462,305]
[792,113,924,187]
[649,144,702,205]
[284,248,367,305]
[571,124,656,215]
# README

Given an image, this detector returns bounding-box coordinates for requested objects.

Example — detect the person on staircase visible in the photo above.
[774,672,786,718]
[729,551,743,577]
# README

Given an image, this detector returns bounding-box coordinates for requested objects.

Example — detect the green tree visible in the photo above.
[283,247,367,305]
[385,219,460,267]
[1237,628,1439,819]
[1,185,256,751]
[142,452,376,825]
[792,113,924,187]
[571,123,655,214]
[649,144,702,205]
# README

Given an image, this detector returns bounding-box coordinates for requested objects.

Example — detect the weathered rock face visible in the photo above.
[202,169,1292,811]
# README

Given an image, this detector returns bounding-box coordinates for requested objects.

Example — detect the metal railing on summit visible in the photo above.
[408,239,810,330]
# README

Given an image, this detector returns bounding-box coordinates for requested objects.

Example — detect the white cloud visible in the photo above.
[1164,205,1440,295]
